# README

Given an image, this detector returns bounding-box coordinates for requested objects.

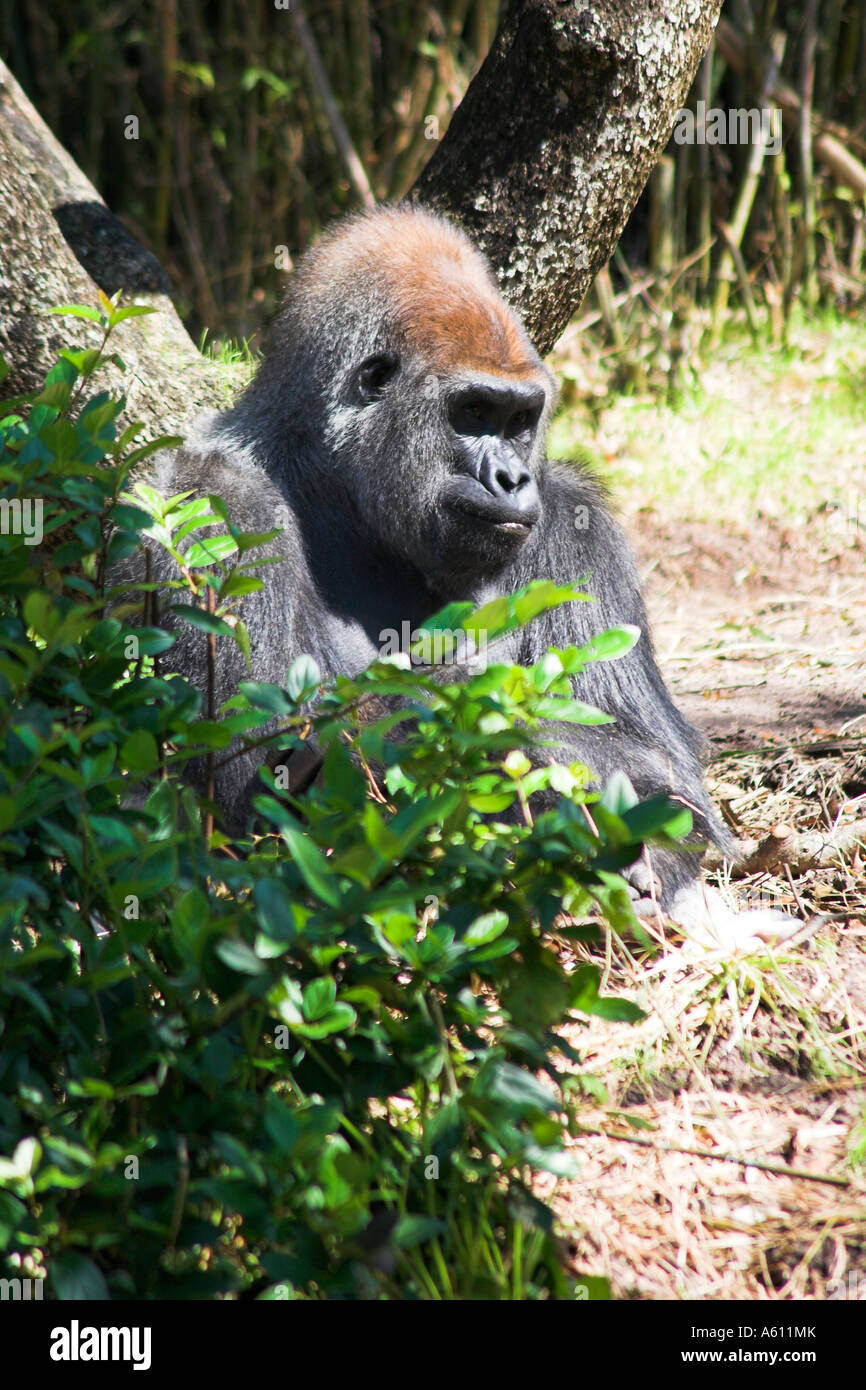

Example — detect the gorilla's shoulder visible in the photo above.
[148,413,304,555]
[540,451,611,502]
[538,452,616,524]
[525,452,640,586]
[152,411,263,488]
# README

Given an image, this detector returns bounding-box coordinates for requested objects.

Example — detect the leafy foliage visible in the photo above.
[0,313,689,1299]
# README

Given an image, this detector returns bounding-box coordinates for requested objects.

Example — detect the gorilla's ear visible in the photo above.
[355,354,399,404]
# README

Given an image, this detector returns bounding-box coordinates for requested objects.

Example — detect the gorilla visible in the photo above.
[133,204,791,944]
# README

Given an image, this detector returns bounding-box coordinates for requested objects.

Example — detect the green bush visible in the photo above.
[0,306,691,1299]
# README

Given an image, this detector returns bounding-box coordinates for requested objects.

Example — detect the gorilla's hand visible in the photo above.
[634,877,807,954]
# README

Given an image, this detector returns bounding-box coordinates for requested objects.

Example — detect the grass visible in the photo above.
[541,306,866,1300]
[547,308,866,526]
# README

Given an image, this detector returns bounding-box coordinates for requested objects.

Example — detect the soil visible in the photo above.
[632,509,865,750]
[551,502,866,1300]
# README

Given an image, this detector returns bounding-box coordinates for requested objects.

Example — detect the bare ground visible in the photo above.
[636,509,865,749]
[548,354,866,1300]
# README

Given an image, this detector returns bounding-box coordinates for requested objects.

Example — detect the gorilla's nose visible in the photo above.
[478,448,539,519]
[449,379,544,526]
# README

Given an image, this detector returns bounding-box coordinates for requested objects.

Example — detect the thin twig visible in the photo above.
[292,3,376,209]
[583,1126,849,1188]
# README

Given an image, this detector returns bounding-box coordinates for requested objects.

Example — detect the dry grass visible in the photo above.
[548,878,866,1298]
[546,314,866,1301]
[545,1084,865,1299]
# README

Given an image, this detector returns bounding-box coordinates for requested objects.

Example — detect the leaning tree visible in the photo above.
[0,0,723,424]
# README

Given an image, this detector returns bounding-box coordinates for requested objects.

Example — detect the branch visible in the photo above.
[291,3,376,211]
[411,0,724,352]
[716,18,866,199]
[705,819,866,877]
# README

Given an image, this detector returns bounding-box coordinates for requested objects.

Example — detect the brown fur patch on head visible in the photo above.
[310,205,542,379]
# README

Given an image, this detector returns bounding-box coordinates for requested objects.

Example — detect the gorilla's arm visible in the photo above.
[116,426,338,826]
[501,459,734,903]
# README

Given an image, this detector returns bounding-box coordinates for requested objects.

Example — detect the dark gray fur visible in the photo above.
[123,206,733,908]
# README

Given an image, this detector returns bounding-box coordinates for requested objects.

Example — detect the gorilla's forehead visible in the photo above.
[394,270,539,378]
[312,205,542,379]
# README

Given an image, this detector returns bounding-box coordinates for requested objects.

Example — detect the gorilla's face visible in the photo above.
[259,206,555,588]
[440,372,545,536]
[346,350,550,585]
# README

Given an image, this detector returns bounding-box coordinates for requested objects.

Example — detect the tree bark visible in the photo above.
[0,0,723,412]
[0,58,234,424]
[410,0,724,353]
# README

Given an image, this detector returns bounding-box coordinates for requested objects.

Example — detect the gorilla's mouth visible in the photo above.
[480,515,534,535]
[444,475,541,534]
[454,503,534,529]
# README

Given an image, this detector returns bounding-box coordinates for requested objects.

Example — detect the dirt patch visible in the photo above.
[552,504,866,1300]
[549,903,866,1298]
[546,1082,866,1300]
[547,324,866,1299]
[631,508,866,748]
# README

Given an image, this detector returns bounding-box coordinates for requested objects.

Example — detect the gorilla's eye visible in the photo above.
[355,354,398,403]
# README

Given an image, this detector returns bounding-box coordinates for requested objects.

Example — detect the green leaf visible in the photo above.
[280,823,342,907]
[109,304,156,325]
[361,802,400,860]
[302,977,336,1021]
[48,304,103,323]
[464,594,511,640]
[290,1002,356,1038]
[467,790,515,812]
[52,1253,110,1301]
[599,770,639,815]
[183,533,239,567]
[464,910,509,946]
[253,879,298,942]
[580,625,641,663]
[215,938,268,976]
[534,696,612,724]
[476,1063,557,1115]
[109,502,153,531]
[119,729,159,775]
[569,964,644,1022]
[521,1143,582,1178]
[218,572,262,600]
[388,789,461,857]
[169,605,234,638]
[285,654,321,702]
[621,795,693,843]
[33,379,73,410]
[233,618,251,666]
[415,601,475,635]
[239,681,296,715]
[0,1137,41,1181]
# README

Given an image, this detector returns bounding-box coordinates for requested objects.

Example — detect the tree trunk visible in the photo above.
[0,0,723,415]
[0,59,234,424]
[410,0,723,353]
